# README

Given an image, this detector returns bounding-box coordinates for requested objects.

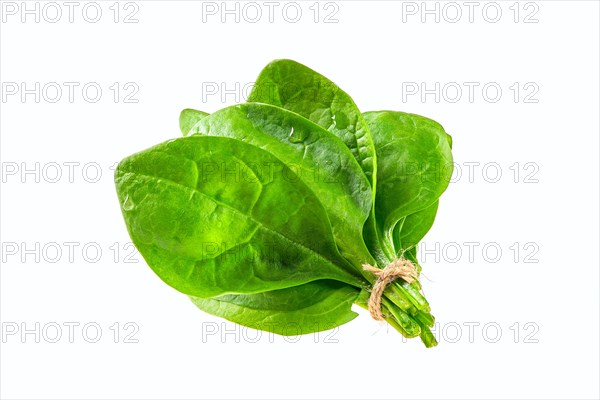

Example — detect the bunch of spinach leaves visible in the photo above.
[115,60,453,347]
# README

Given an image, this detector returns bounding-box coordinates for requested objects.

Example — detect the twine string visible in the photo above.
[362,259,418,321]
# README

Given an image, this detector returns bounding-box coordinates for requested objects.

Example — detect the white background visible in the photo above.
[1,1,599,399]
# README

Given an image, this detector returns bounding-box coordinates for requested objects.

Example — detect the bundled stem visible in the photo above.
[357,257,437,348]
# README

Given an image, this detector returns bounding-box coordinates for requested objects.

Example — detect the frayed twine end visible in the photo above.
[362,259,418,321]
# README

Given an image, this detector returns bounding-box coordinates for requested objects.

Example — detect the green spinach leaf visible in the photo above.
[116,135,366,297]
[363,111,453,249]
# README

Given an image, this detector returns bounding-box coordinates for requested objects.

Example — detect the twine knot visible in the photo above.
[362,259,418,320]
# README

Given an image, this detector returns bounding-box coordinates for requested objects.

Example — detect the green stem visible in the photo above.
[389,280,430,312]
[381,297,421,338]
[414,310,435,327]
[415,318,438,348]
[355,292,420,338]
[355,289,436,347]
